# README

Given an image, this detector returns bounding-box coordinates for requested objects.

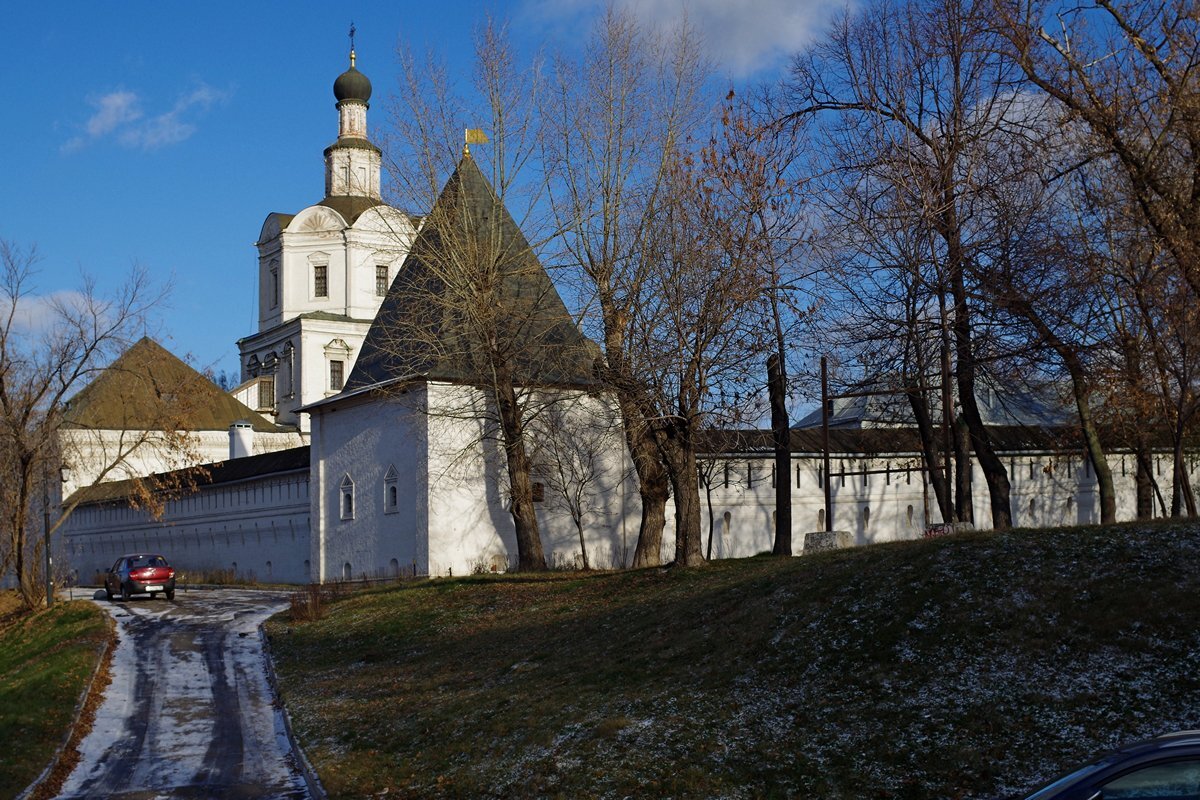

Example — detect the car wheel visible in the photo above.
[120,583,130,601]
[165,589,174,601]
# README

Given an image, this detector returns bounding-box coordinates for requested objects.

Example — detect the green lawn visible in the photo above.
[266,520,1200,799]
[0,596,110,799]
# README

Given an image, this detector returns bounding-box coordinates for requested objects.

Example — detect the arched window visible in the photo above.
[722,511,731,538]
[818,508,825,530]
[343,562,352,580]
[906,505,914,526]
[383,465,399,514]
[340,474,355,521]
[862,505,871,527]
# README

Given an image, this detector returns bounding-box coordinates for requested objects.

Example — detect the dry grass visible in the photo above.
[266,520,1200,799]
[0,599,110,799]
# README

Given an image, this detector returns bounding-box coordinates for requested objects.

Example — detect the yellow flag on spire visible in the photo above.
[465,128,489,145]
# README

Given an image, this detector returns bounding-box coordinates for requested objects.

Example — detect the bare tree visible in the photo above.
[996,0,1200,300]
[379,20,596,571]
[541,8,710,567]
[532,397,626,570]
[785,0,1027,528]
[631,154,774,566]
[0,240,199,609]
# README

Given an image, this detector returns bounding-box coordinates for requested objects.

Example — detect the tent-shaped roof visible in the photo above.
[64,337,278,432]
[345,154,597,391]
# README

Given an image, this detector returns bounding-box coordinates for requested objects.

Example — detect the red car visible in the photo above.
[104,553,176,601]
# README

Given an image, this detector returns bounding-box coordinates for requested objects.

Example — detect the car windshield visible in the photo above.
[1024,756,1121,799]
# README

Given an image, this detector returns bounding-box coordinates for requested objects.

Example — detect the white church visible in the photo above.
[59,49,1183,585]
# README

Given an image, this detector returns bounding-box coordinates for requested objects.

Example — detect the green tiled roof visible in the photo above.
[346,155,598,391]
[63,337,278,433]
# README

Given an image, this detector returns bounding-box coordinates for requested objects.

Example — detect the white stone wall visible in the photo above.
[58,427,305,499]
[420,384,637,576]
[64,469,311,585]
[687,449,1200,555]
[309,386,428,582]
[309,383,639,579]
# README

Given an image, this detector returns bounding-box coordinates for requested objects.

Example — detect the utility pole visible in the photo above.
[821,356,832,532]
[42,464,53,607]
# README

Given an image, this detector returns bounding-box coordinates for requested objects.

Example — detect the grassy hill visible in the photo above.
[0,595,111,799]
[265,521,1200,799]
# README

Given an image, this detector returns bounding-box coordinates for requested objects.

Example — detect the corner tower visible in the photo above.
[237,38,417,434]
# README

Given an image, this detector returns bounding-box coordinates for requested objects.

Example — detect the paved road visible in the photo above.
[54,588,311,800]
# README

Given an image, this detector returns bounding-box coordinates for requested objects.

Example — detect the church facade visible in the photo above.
[59,49,1194,586]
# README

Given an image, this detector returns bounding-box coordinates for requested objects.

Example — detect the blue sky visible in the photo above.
[0,0,840,380]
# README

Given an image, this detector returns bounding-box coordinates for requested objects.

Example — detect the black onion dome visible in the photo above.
[334,63,372,104]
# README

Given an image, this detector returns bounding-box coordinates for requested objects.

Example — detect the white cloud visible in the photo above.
[62,82,230,153]
[85,91,142,136]
[523,0,846,79]
[10,290,89,336]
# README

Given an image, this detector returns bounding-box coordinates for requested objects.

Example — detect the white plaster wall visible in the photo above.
[687,449,1198,559]
[420,384,637,576]
[58,428,304,499]
[309,388,427,582]
[256,206,414,332]
[63,470,311,584]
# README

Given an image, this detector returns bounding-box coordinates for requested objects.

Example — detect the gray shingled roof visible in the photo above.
[64,337,278,433]
[346,154,598,391]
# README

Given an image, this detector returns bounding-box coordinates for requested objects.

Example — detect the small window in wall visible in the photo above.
[330,360,345,391]
[314,264,328,298]
[270,266,279,308]
[376,264,389,296]
[906,504,914,526]
[862,505,870,527]
[722,511,731,538]
[281,342,295,399]
[257,377,275,410]
[343,562,352,580]
[532,482,545,502]
[723,462,730,488]
[340,474,355,521]
[818,508,826,529]
[384,465,399,514]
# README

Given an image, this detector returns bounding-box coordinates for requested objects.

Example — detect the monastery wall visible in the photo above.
[64,469,311,585]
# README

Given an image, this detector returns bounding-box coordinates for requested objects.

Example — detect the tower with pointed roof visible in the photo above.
[301,152,630,581]
[236,41,416,434]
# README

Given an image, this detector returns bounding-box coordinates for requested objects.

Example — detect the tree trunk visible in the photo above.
[905,382,952,523]
[704,470,716,560]
[575,516,590,570]
[492,376,546,571]
[1066,363,1116,525]
[949,264,1010,528]
[768,354,792,555]
[1135,439,1154,519]
[954,414,973,524]
[1006,293,1118,524]
[625,409,670,568]
[662,429,704,567]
